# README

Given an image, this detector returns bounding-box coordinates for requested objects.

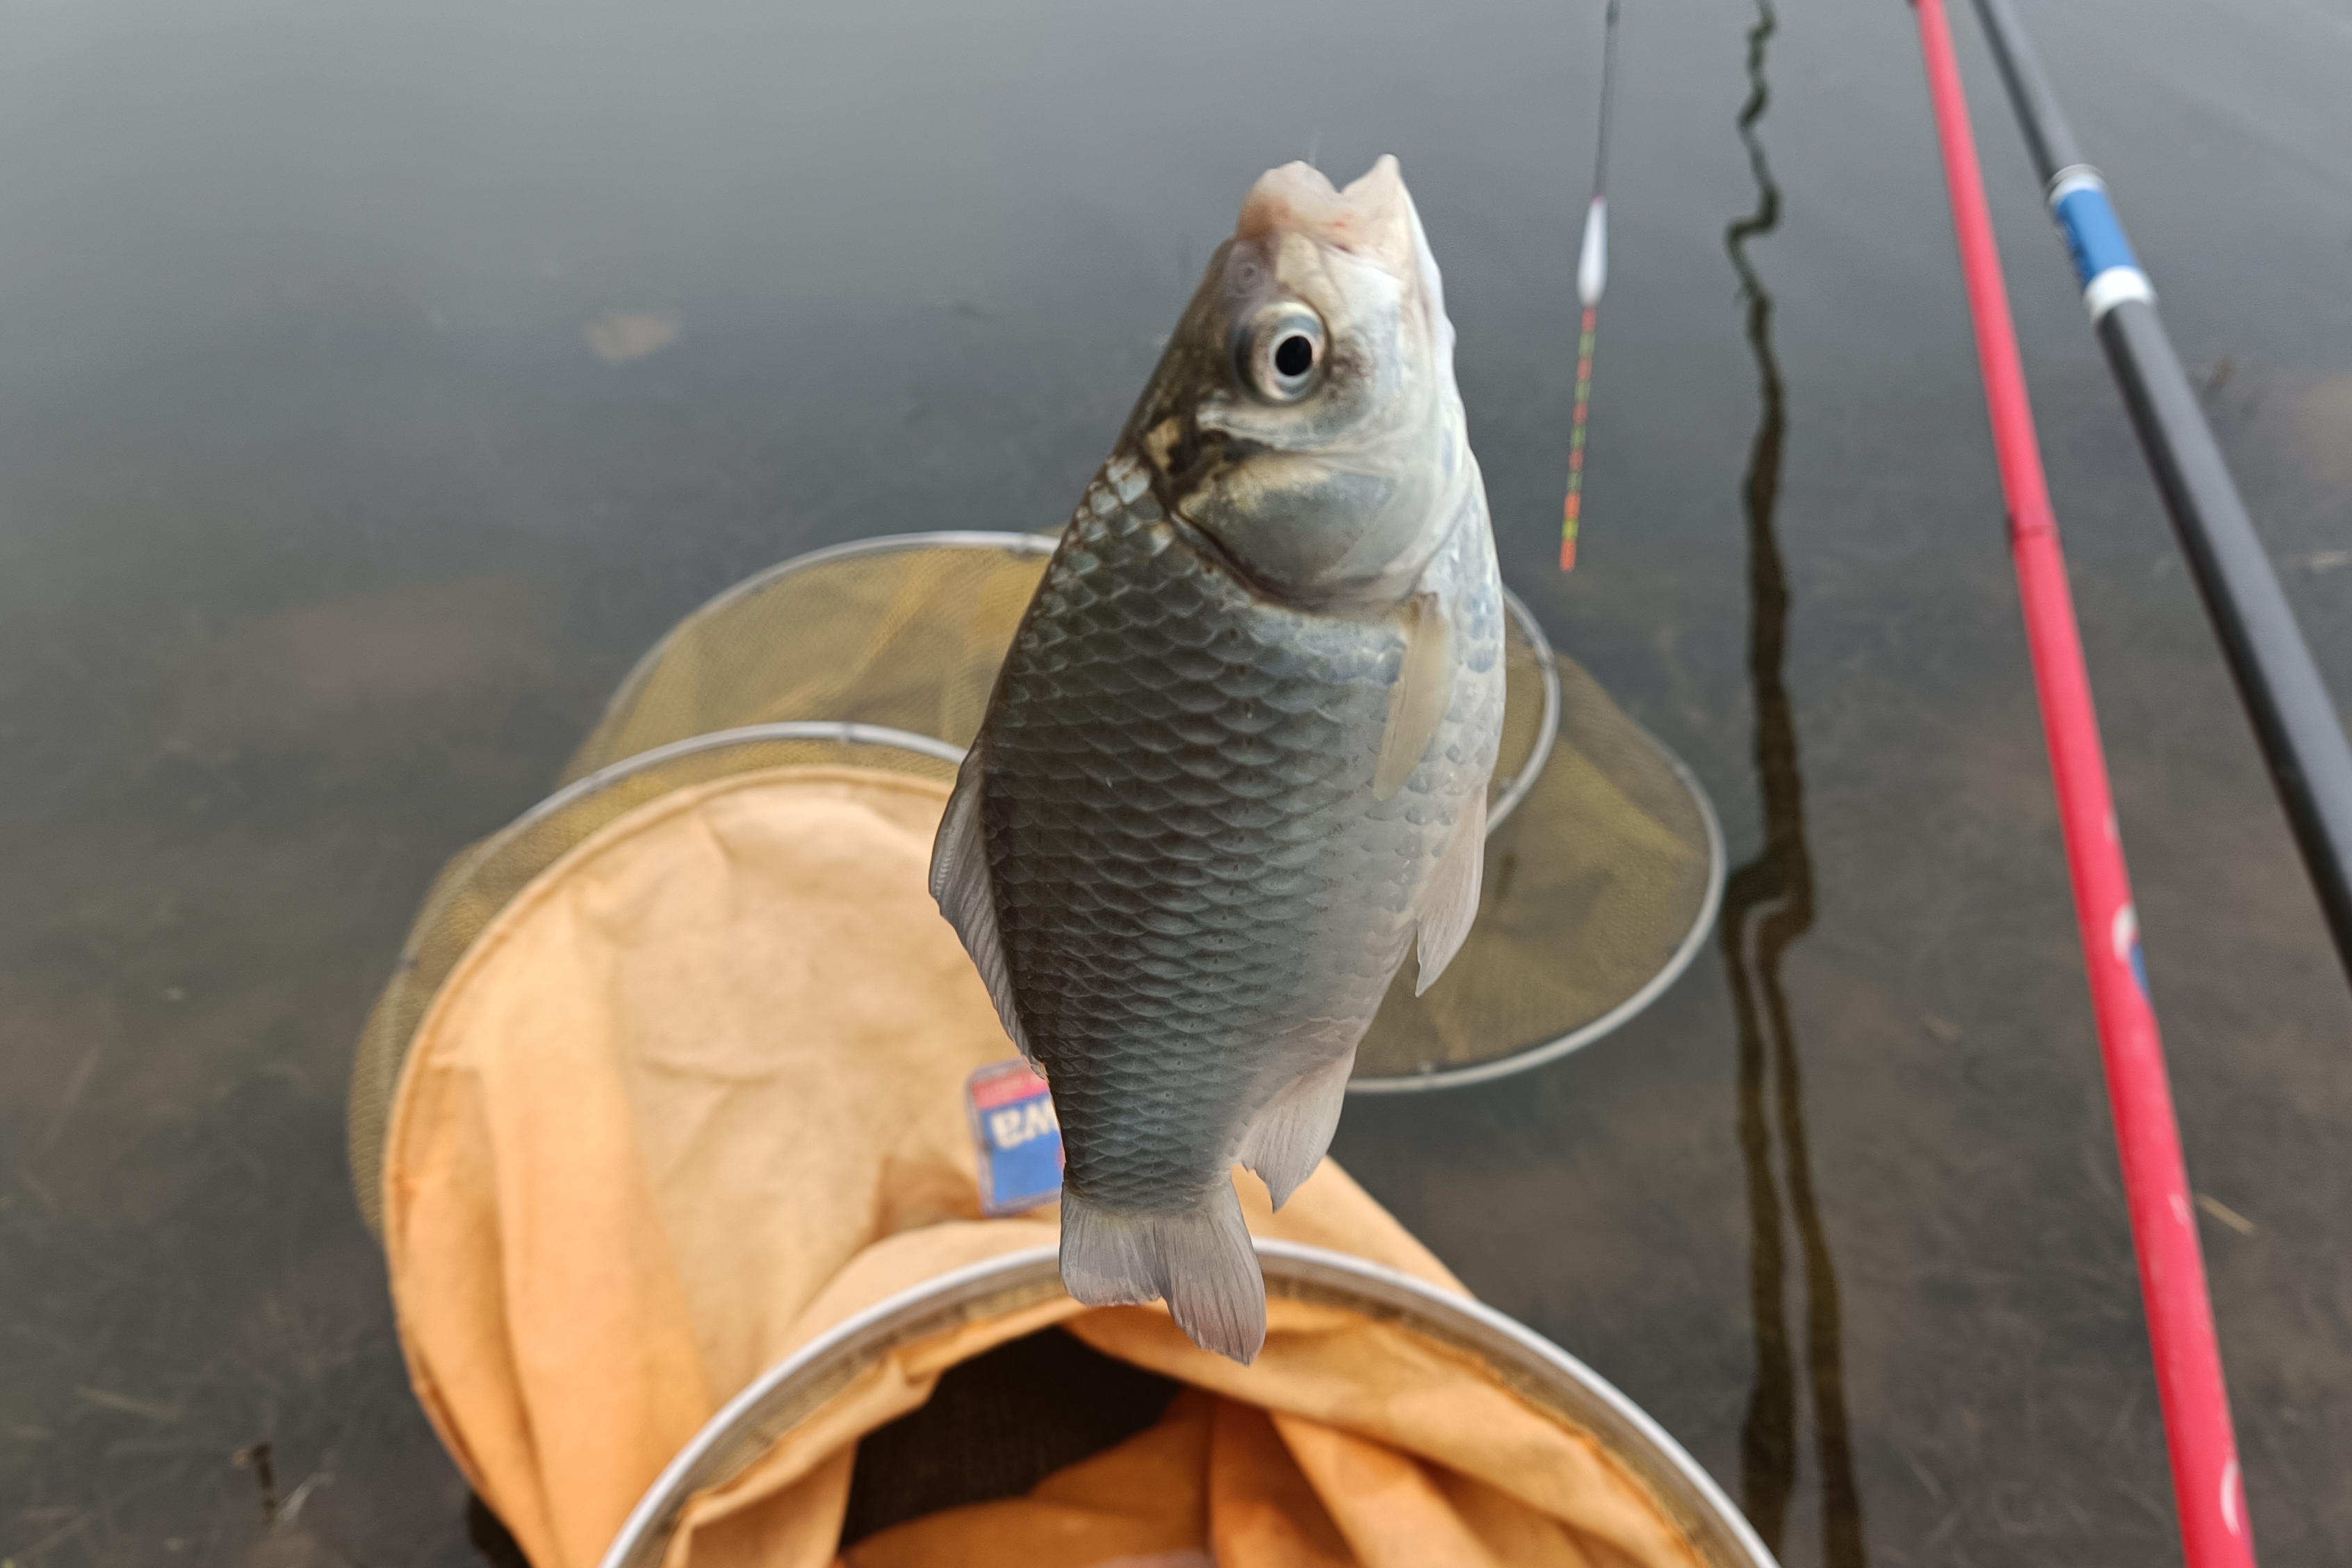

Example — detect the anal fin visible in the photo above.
[929,752,1032,1059]
[1373,591,1456,801]
[1060,1184,1266,1364]
[1236,1052,1354,1209]
[1414,788,1486,995]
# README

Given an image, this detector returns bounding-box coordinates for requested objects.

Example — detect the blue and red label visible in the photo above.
[965,1059,1063,1216]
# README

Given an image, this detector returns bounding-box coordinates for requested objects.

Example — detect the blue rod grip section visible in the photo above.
[2052,186,2140,289]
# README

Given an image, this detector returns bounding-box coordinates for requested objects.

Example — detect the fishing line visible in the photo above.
[1560,0,1621,572]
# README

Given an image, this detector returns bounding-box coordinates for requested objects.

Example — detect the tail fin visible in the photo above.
[1059,1183,1266,1363]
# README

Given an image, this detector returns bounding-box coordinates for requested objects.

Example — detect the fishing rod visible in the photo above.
[1560,0,1620,572]
[1966,0,2352,987]
[1909,3,2256,1565]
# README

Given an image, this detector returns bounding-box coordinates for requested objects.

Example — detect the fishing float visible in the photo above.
[1560,0,1621,573]
[1909,3,2257,1564]
[1963,0,2352,990]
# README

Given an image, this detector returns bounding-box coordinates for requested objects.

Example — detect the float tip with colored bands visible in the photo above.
[1562,3,1620,573]
[1562,295,1599,573]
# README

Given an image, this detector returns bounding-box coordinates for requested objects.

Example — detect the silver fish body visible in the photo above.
[931,158,1503,1360]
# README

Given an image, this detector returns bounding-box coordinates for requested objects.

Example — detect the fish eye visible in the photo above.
[1238,302,1326,403]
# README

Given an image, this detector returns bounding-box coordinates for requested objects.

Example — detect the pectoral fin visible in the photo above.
[1374,592,1455,801]
[1413,788,1486,994]
[929,751,1032,1059]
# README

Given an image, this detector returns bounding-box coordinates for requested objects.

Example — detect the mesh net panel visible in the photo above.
[561,537,1057,782]
[1355,658,1717,1081]
[350,534,1718,1226]
[559,535,1555,812]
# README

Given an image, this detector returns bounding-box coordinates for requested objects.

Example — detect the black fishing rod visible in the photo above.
[1966,0,2352,987]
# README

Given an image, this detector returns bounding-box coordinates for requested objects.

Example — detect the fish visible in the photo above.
[931,156,1503,1362]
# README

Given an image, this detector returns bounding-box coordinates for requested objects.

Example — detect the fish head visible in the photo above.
[1129,156,1470,605]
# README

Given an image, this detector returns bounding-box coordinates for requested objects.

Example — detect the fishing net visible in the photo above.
[362,762,1761,1568]
[346,727,961,1238]
[558,535,1054,783]
[350,532,1722,1234]
[345,531,1746,1568]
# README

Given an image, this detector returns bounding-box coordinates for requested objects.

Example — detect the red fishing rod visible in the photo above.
[1909,2,2255,1563]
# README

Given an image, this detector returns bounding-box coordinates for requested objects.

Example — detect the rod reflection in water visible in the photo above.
[1716,3,1868,1563]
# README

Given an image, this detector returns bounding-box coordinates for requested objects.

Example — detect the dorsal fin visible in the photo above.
[929,752,1031,1059]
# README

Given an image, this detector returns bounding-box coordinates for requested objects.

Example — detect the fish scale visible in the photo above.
[980,455,1500,1211]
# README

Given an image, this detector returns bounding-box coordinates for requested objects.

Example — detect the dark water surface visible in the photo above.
[3,1,2350,1563]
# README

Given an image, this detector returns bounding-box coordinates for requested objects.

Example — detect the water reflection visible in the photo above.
[1715,4,1867,1563]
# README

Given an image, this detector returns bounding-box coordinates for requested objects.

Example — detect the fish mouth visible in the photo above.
[1236,156,1416,274]
[1235,155,1452,389]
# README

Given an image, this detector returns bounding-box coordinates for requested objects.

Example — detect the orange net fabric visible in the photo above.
[377,765,1706,1568]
